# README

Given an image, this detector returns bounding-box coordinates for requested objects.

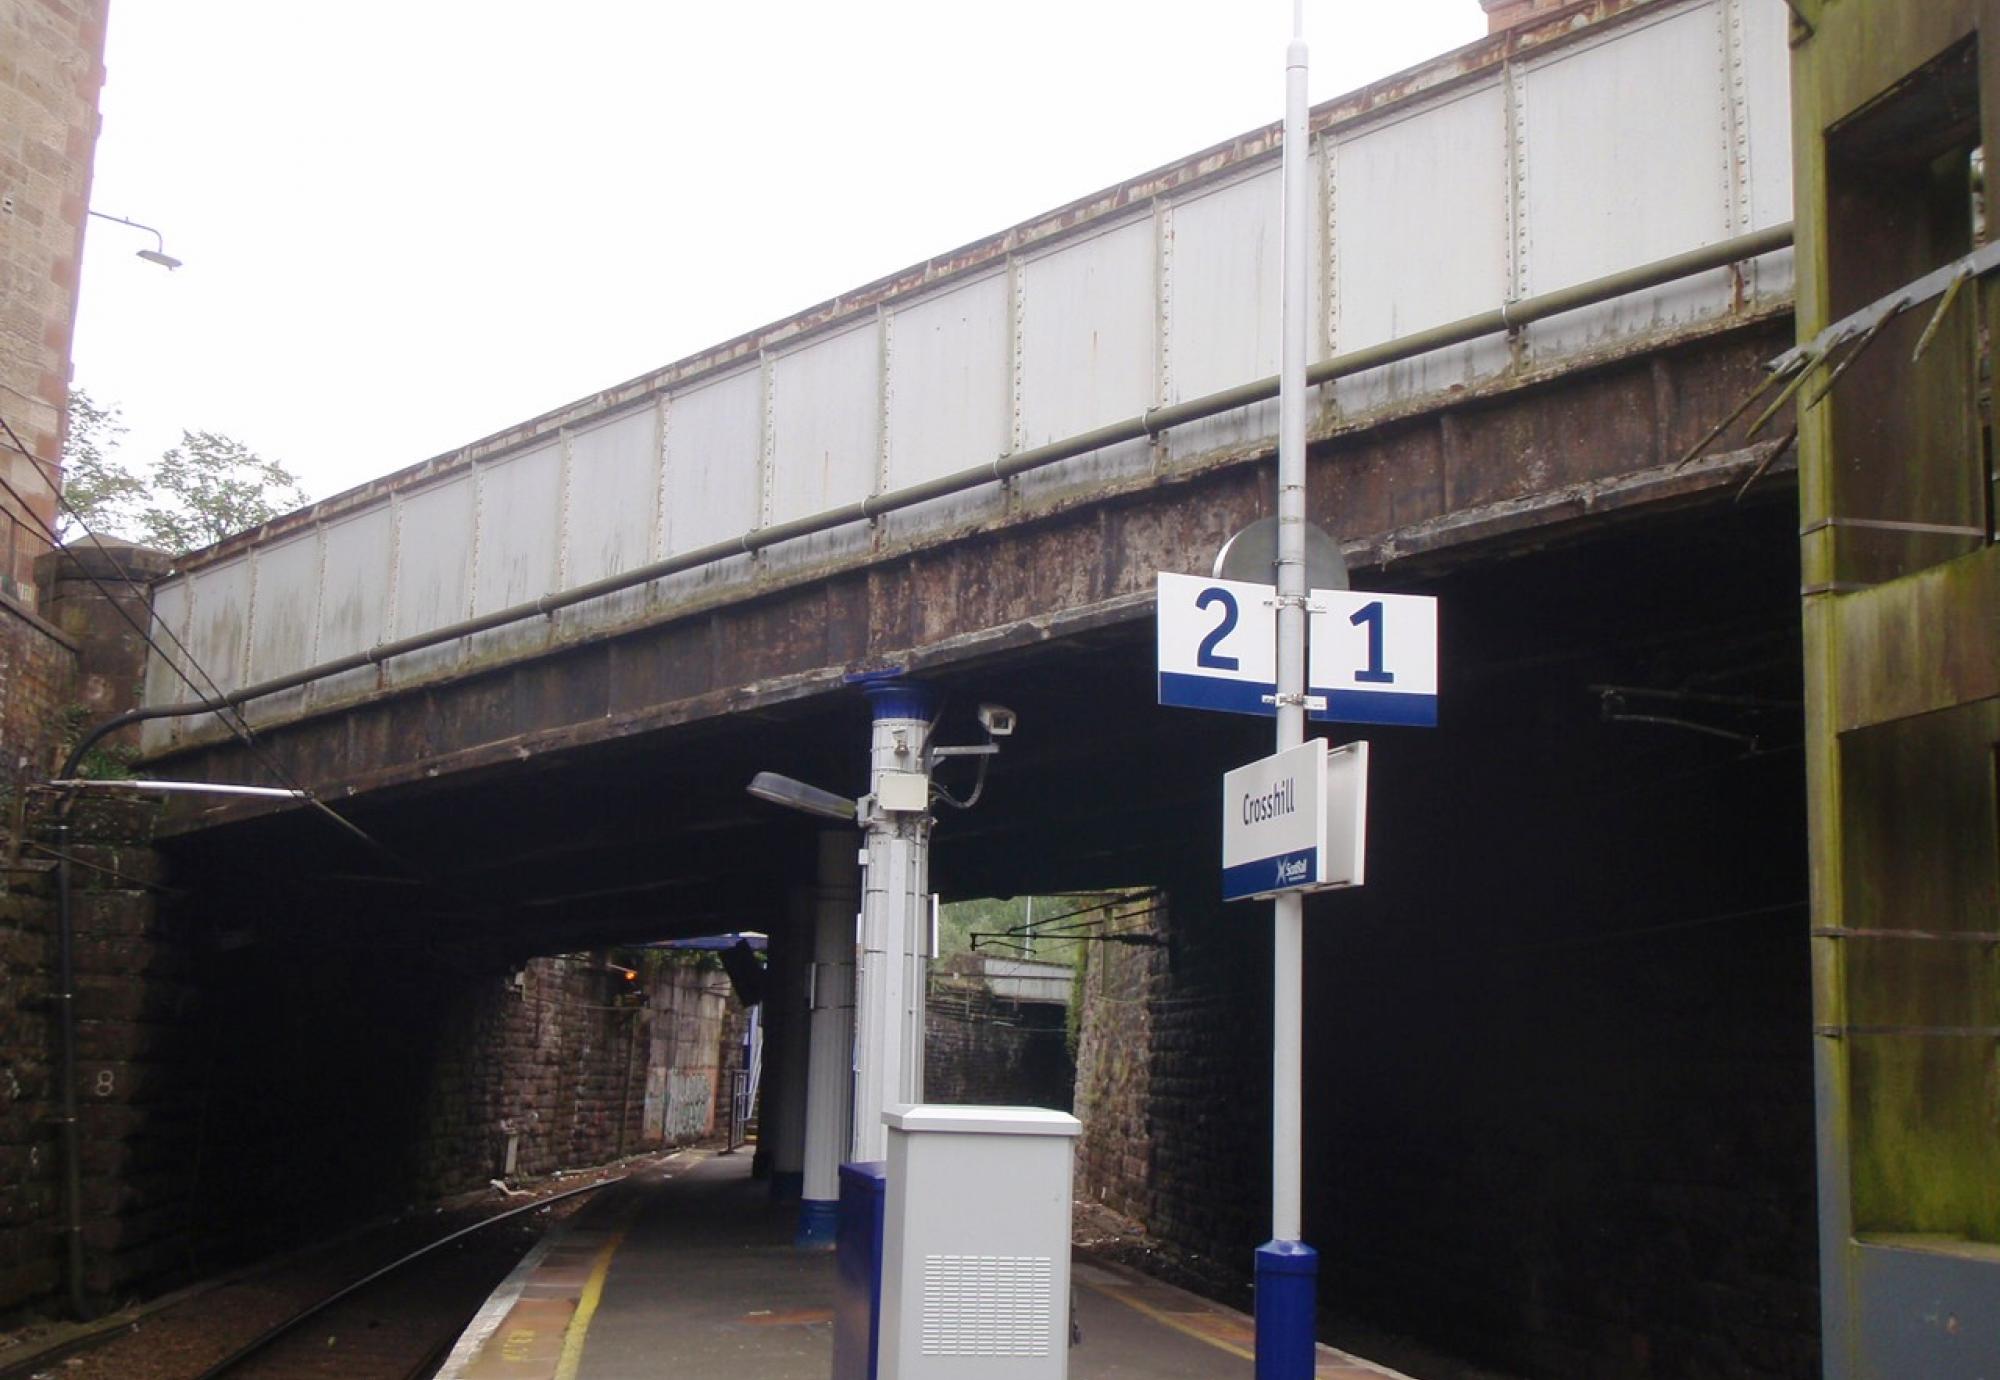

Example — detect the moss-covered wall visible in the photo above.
[1791,1,2000,1373]
[1840,702,2000,1242]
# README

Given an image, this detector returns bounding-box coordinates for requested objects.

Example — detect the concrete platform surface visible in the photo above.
[436,1150,1414,1380]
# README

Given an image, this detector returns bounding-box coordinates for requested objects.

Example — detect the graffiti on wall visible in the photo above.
[664,1071,713,1142]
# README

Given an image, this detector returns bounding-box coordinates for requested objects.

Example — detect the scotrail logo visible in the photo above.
[1274,854,1311,885]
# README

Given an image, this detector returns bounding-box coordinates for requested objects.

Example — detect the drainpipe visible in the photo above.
[46,723,316,1319]
[52,795,87,1320]
[49,723,116,1320]
[47,716,205,1320]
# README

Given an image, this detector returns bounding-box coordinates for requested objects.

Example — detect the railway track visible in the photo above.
[191,1179,613,1380]
[0,1170,632,1380]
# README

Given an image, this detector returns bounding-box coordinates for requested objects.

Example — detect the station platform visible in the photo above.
[435,1149,1413,1380]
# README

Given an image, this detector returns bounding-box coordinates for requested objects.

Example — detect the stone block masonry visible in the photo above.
[36,543,176,761]
[177,945,739,1273]
[925,960,1075,1113]
[1,559,743,1320]
[0,797,185,1312]
[0,595,75,803]
[1070,887,1271,1304]
[0,0,109,603]
[0,806,742,1319]
[413,952,737,1198]
[0,545,169,841]
[1069,831,1817,1380]
[644,961,732,1145]
[0,861,63,1309]
[1072,928,1165,1225]
[1140,897,1268,1270]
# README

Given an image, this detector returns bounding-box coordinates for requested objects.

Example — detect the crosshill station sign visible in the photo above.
[1220,739,1369,903]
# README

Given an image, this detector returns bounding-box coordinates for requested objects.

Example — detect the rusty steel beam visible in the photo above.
[123,225,1793,768]
[146,367,1795,839]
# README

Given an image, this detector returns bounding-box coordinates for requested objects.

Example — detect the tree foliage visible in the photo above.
[138,430,310,553]
[56,388,144,541]
[60,390,310,554]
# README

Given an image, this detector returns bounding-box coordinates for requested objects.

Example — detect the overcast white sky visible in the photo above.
[71,2,1487,506]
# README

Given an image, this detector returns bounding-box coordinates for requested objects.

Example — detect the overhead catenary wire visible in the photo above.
[0,408,297,736]
[17,838,187,896]
[968,897,1167,953]
[0,407,64,490]
[1435,899,1809,964]
[1,407,492,1322]
[0,492,56,550]
[0,414,283,737]
[0,410,431,870]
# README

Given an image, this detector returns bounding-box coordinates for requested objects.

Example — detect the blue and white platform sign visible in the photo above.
[1158,573,1439,728]
[1222,740,1327,901]
[1308,589,1438,727]
[1157,573,1279,716]
[1221,740,1369,902]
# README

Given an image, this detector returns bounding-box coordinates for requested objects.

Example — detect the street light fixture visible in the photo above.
[746,770,856,822]
[86,211,183,270]
[747,682,1016,1174]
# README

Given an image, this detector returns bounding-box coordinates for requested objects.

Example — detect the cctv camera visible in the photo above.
[978,704,1017,737]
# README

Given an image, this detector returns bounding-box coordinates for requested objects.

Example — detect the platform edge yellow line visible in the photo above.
[1084,1281,1256,1361]
[552,1227,628,1380]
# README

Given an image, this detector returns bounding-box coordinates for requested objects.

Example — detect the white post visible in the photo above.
[798,831,859,1245]
[1257,2,1320,1373]
[766,887,812,1201]
[851,679,935,1163]
[1273,1,1310,1246]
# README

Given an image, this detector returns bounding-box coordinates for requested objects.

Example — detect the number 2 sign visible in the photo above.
[1157,573,1439,726]
[1157,573,1278,716]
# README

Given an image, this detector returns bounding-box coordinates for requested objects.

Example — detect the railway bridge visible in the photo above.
[136,0,1796,928]
[61,2,1837,1376]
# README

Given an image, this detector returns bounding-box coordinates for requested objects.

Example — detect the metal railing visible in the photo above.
[723,1068,754,1153]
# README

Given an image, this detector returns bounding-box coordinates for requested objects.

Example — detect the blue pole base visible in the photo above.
[1254,1239,1319,1380]
[796,1197,839,1250]
[771,1170,804,1204]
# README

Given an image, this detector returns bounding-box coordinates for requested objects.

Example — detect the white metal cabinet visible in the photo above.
[878,1105,1082,1379]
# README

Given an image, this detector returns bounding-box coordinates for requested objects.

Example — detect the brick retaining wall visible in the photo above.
[0,824,736,1319]
[925,970,1074,1112]
[0,600,75,805]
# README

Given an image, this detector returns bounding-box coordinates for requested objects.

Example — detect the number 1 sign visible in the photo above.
[1307,589,1438,726]
[1157,573,1279,716]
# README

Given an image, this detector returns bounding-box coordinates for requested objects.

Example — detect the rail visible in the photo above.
[188,1176,621,1380]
